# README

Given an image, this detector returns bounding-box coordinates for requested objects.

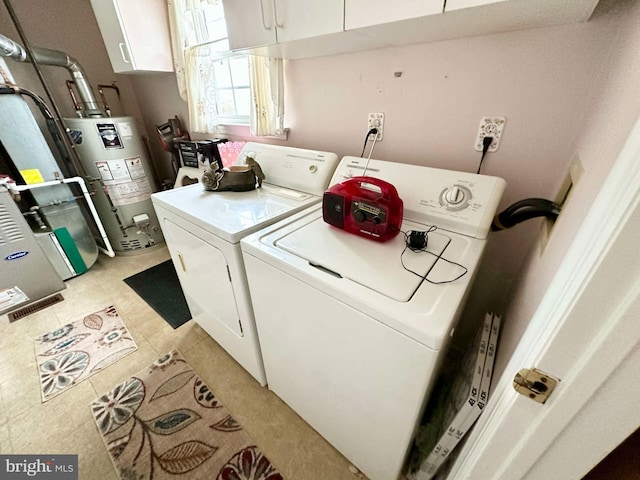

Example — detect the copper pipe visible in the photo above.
[65,80,81,114]
[97,83,121,116]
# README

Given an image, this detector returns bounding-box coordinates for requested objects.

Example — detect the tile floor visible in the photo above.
[0,246,359,480]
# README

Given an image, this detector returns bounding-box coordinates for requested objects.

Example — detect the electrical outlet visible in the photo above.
[367,112,384,141]
[475,116,506,152]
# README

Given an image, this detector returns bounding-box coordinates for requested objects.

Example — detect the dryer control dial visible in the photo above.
[440,185,472,211]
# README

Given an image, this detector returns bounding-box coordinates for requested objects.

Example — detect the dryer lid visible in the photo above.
[152,183,317,243]
[274,218,452,301]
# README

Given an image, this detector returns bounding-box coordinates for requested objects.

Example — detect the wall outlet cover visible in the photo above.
[475,116,506,152]
[367,112,384,141]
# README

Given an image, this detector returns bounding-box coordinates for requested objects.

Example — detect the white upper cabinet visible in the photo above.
[274,0,345,43]
[90,0,173,74]
[346,0,601,49]
[345,0,444,30]
[223,0,344,51]
[222,0,277,50]
[222,0,600,59]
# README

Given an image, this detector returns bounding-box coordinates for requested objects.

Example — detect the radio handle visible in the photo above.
[349,176,399,201]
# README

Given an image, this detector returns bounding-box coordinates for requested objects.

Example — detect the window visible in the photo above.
[186,1,250,125]
[168,0,285,136]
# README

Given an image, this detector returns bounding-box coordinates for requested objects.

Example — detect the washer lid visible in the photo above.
[152,183,317,243]
[275,218,451,301]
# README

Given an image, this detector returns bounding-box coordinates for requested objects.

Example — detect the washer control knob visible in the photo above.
[440,185,472,210]
[445,186,465,205]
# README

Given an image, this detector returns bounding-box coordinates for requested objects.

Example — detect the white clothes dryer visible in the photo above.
[241,156,506,480]
[151,143,339,386]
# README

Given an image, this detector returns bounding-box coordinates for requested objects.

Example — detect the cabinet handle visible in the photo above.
[259,0,272,30]
[272,0,284,28]
[177,252,186,272]
[118,42,131,64]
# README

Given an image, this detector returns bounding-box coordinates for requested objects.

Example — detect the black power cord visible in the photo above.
[400,226,469,285]
[476,135,494,174]
[360,127,378,157]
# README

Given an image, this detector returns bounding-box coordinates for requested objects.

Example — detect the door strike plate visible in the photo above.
[513,368,557,404]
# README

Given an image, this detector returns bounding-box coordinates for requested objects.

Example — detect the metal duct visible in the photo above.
[0,33,104,117]
[0,33,25,60]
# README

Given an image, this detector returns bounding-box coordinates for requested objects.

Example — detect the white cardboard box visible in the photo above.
[411,312,501,479]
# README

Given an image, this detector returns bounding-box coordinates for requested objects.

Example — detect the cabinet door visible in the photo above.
[345,0,444,30]
[274,0,344,43]
[91,0,131,72]
[90,0,173,73]
[162,218,243,336]
[223,0,277,50]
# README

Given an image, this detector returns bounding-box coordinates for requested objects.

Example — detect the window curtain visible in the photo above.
[166,0,285,136]
[249,55,285,137]
[166,0,189,101]
[185,45,219,133]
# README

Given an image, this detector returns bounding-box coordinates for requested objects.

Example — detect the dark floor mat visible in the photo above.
[123,260,191,329]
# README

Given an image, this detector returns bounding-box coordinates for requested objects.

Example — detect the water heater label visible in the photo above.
[96,123,123,149]
[117,122,133,138]
[126,157,146,180]
[95,157,152,206]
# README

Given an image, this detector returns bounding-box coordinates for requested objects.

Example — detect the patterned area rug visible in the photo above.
[34,305,137,402]
[91,350,284,480]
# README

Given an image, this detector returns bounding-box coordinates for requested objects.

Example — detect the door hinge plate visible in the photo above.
[513,368,558,404]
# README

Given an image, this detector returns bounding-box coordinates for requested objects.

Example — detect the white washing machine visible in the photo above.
[240,156,506,480]
[151,143,339,386]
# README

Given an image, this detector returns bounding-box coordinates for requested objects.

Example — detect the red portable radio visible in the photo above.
[322,176,403,242]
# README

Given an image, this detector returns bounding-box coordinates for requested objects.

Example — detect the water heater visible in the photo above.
[65,116,164,253]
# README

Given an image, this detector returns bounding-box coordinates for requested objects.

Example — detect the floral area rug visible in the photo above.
[90,350,284,480]
[34,305,137,402]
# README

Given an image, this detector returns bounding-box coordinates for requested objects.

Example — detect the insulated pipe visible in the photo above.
[0,32,25,60]
[13,177,116,258]
[492,198,561,231]
[0,34,104,117]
